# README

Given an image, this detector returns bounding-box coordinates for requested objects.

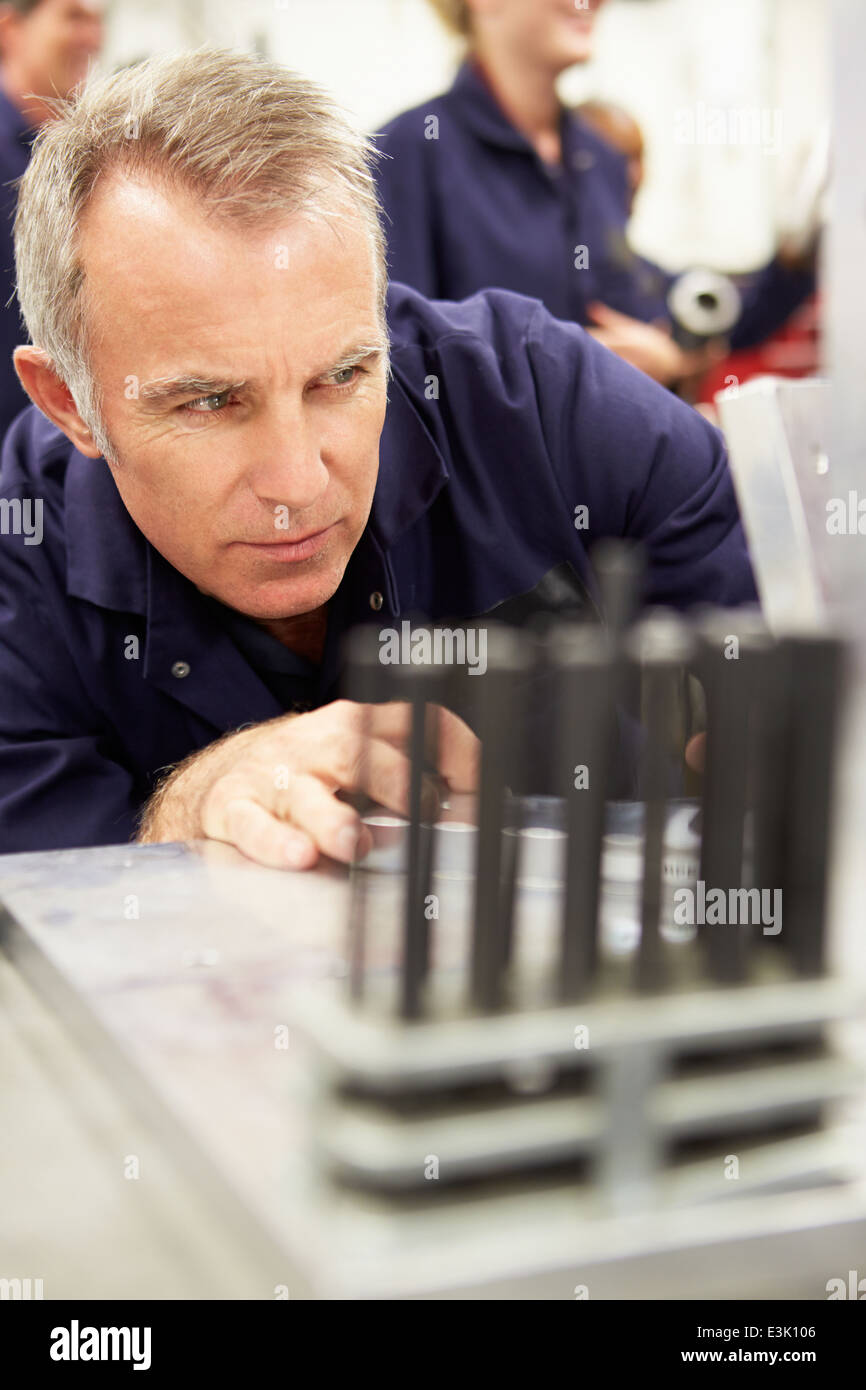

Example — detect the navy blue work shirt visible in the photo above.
[376,61,670,326]
[375,62,813,353]
[0,86,35,443]
[0,283,756,853]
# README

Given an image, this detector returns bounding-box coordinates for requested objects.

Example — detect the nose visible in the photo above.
[246,401,330,515]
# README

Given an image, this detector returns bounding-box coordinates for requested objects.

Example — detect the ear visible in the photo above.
[13,345,103,458]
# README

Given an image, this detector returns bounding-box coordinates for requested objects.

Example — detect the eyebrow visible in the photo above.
[136,341,389,409]
[137,375,247,406]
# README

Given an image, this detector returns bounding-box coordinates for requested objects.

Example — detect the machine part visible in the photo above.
[668,267,742,343]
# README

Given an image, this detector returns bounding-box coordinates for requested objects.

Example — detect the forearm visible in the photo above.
[135,720,280,843]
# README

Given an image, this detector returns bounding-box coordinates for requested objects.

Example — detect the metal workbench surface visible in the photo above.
[1,837,866,1299]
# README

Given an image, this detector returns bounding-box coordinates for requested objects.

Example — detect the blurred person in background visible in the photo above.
[0,0,102,440]
[376,0,816,393]
[577,96,820,393]
[576,97,643,215]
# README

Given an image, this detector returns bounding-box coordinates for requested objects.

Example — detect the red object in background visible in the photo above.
[697,295,821,405]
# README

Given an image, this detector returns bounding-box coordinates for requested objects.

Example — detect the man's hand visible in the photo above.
[137,700,480,871]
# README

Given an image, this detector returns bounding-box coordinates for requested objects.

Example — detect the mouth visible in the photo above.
[562,2,597,26]
[233,522,337,564]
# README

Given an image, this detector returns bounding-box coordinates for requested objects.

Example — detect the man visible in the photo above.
[0,0,102,440]
[0,49,755,869]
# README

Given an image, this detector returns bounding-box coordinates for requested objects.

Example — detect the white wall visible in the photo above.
[102,0,829,273]
[559,0,829,271]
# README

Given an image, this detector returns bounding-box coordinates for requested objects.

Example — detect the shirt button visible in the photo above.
[369,591,384,611]
[573,150,595,172]
[171,660,191,679]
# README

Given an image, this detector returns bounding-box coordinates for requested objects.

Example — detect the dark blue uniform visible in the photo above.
[376,61,670,326]
[0,86,36,442]
[0,283,756,853]
[376,62,813,353]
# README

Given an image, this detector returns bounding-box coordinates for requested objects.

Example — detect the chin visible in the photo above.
[559,39,595,66]
[225,560,347,621]
[554,13,596,62]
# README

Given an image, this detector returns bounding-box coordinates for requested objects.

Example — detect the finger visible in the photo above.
[431,704,481,791]
[359,699,479,789]
[279,772,375,863]
[685,731,706,773]
[371,702,480,794]
[317,699,413,759]
[305,708,441,823]
[205,793,320,870]
[356,737,442,821]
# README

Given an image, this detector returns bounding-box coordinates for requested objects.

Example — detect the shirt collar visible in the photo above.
[448,58,602,171]
[448,59,540,153]
[65,452,149,613]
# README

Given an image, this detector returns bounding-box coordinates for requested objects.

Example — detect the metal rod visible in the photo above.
[696,613,753,985]
[631,615,693,993]
[470,625,529,1012]
[549,624,612,1002]
[780,634,845,977]
[399,651,438,1020]
[341,625,386,1005]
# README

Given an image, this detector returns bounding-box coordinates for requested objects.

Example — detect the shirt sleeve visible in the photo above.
[375,117,442,299]
[523,299,758,610]
[0,507,143,852]
[729,255,816,352]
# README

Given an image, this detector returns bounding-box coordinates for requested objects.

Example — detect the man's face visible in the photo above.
[77,176,388,621]
[9,0,103,98]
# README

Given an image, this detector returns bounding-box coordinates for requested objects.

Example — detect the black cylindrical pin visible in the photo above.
[396,645,440,1020]
[735,620,790,958]
[469,624,531,1012]
[695,612,756,985]
[342,624,391,1003]
[628,614,693,994]
[592,540,646,640]
[779,633,844,978]
[546,624,614,1002]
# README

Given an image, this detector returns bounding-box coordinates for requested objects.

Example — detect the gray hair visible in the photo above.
[14,47,387,458]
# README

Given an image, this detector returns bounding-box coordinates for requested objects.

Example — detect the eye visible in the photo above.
[330,366,359,388]
[181,391,233,415]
